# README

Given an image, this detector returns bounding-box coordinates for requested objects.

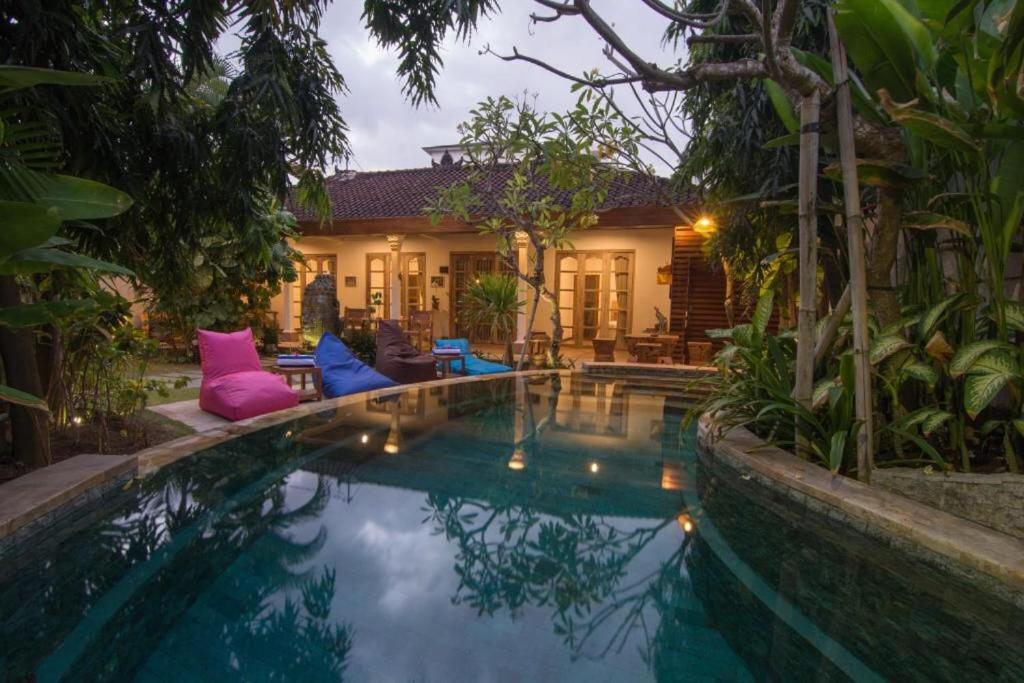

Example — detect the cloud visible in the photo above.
[266,2,686,174]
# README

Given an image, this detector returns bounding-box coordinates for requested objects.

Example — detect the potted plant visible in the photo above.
[460,273,522,366]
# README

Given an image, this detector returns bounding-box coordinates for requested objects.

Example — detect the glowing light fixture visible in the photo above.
[360,433,369,445]
[693,216,717,237]
[507,447,527,471]
[589,461,600,474]
[72,416,83,426]
[676,513,695,534]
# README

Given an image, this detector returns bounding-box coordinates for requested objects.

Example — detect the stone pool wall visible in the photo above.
[872,468,1024,540]
[696,414,1024,609]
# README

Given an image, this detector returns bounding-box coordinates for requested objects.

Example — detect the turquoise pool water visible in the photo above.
[1,373,1021,681]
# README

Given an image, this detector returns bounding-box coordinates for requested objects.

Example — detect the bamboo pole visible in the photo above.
[795,91,821,456]
[828,11,875,482]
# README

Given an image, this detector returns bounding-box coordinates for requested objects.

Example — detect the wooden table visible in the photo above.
[272,365,323,402]
[433,353,466,378]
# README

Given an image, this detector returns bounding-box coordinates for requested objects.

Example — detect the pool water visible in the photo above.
[1,373,1021,681]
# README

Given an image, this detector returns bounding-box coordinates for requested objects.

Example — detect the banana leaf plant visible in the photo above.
[0,66,132,413]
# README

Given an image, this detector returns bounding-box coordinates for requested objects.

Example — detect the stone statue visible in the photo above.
[301,273,340,343]
[644,307,669,334]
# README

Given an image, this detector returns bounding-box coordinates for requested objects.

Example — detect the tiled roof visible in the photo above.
[288,165,688,223]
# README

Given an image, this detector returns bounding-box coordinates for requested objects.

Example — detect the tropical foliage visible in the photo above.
[459,273,522,365]
[427,95,640,367]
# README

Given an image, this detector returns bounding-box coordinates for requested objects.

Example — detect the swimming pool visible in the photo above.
[1,373,1021,681]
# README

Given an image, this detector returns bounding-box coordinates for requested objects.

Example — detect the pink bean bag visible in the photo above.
[197,328,298,421]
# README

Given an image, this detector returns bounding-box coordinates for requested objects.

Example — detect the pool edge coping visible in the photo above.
[697,413,1024,598]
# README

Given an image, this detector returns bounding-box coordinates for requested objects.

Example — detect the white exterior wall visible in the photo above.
[272,227,674,341]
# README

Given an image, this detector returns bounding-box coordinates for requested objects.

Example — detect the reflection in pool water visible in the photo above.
[0,373,1021,681]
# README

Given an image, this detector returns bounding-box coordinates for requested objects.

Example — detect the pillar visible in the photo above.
[387,234,404,320]
[282,283,294,332]
[515,231,530,342]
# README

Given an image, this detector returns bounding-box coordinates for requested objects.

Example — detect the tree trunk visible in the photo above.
[867,187,903,325]
[0,275,52,468]
[829,11,874,482]
[545,288,562,367]
[795,91,821,456]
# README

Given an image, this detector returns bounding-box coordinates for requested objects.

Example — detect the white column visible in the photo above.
[282,283,294,332]
[515,231,530,342]
[387,234,404,320]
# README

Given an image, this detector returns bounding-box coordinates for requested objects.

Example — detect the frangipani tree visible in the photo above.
[427,95,642,367]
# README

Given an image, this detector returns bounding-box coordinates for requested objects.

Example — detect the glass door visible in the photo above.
[401,253,426,317]
[555,250,634,346]
[366,253,390,317]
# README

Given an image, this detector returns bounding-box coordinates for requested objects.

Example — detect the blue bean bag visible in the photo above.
[434,338,512,375]
[315,332,397,398]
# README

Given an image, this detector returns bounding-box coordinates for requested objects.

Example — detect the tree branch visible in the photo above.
[687,33,759,45]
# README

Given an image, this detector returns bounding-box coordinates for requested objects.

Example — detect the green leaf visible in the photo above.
[870,333,912,365]
[902,362,939,387]
[964,370,1013,418]
[0,200,61,258]
[878,91,981,154]
[0,383,48,411]
[813,377,838,410]
[1005,301,1024,333]
[834,0,919,101]
[922,410,954,436]
[762,133,800,149]
[828,431,847,473]
[763,79,798,133]
[949,340,1016,376]
[751,289,775,338]
[903,211,972,236]
[918,292,970,338]
[0,299,99,327]
[0,248,133,276]
[1014,418,1024,438]
[37,175,133,221]
[823,158,927,189]
[0,66,111,91]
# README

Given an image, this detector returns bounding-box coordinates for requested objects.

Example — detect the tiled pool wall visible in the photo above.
[0,467,136,565]
[694,447,1024,680]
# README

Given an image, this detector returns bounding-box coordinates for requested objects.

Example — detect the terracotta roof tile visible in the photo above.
[288,165,689,223]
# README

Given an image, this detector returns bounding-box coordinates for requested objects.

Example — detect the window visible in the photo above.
[293,253,337,330]
[366,253,390,315]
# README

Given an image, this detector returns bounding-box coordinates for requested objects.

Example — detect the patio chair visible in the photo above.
[591,337,616,362]
[314,332,396,398]
[342,307,369,332]
[197,328,298,421]
[434,338,511,375]
[375,320,437,384]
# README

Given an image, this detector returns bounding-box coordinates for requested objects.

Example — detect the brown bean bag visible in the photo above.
[375,320,437,384]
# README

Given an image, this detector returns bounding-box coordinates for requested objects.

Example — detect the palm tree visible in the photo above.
[460,273,522,365]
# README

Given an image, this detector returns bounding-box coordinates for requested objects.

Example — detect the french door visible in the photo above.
[450,251,516,342]
[556,250,634,346]
[365,253,427,318]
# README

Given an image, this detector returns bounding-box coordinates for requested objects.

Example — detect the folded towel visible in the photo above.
[432,347,462,355]
[277,354,315,360]
[276,358,317,367]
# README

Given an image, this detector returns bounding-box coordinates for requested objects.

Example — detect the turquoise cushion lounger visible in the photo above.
[434,338,511,375]
[315,332,397,398]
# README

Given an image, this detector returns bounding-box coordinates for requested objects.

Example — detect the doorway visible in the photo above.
[555,250,634,346]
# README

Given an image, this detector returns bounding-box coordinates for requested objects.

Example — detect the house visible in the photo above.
[274,146,732,361]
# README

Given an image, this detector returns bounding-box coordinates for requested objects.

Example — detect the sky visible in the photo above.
[222,1,688,174]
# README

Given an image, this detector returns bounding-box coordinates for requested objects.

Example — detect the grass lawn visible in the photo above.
[147,384,200,406]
